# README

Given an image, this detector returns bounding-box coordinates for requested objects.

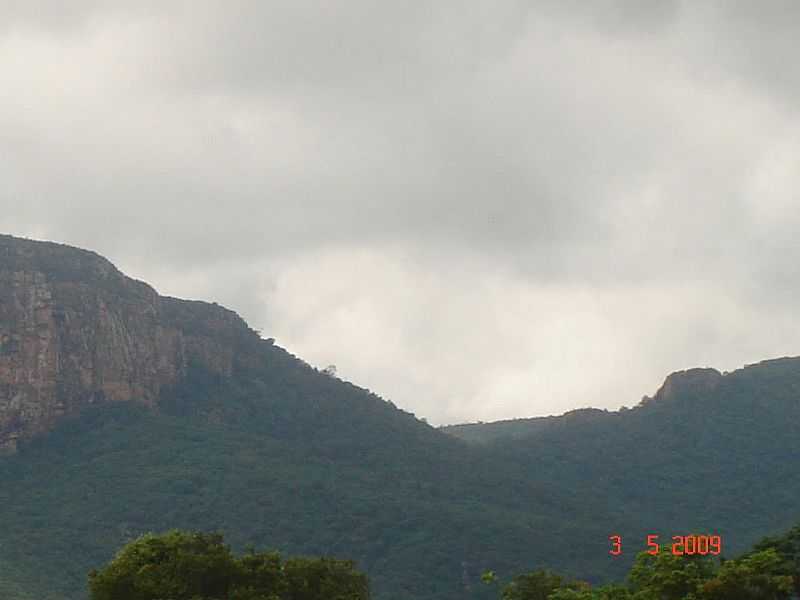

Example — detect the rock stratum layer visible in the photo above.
[0,234,263,452]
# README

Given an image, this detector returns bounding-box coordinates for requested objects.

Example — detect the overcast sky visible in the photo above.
[2,2,799,425]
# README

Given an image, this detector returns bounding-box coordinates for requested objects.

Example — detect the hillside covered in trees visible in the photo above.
[80,523,800,599]
[1,236,800,600]
[443,359,800,564]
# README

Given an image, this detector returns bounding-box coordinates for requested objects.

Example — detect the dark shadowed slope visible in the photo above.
[446,360,800,563]
[2,234,800,599]
[0,234,611,600]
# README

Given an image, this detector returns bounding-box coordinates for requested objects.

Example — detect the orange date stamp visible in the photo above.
[609,534,722,556]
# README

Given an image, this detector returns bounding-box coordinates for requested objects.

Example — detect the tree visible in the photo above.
[592,584,633,599]
[498,525,800,600]
[88,530,237,600]
[232,549,286,600]
[549,584,634,600]
[283,557,370,600]
[627,549,716,600]
[88,530,370,600]
[501,569,586,600]
[749,524,800,597]
[548,583,594,600]
[697,549,793,600]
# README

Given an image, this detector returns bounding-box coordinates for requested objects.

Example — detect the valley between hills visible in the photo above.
[1,234,799,600]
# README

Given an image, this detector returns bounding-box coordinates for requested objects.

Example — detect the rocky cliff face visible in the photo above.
[651,367,723,403]
[0,234,264,452]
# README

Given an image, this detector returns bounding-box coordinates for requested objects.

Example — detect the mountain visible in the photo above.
[2,234,800,600]
[0,233,264,453]
[444,361,800,563]
[439,411,594,445]
[439,369,726,445]
[0,234,611,600]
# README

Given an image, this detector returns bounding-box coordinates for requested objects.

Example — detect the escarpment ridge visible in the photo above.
[0,234,265,452]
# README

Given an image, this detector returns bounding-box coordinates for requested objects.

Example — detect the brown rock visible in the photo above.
[0,234,264,451]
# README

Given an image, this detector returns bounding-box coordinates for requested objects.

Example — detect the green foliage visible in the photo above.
[501,570,564,600]
[697,550,793,600]
[482,571,498,584]
[234,549,285,599]
[501,569,588,600]
[591,584,633,599]
[440,416,557,444]
[499,532,800,600]
[282,557,370,600]
[88,531,237,600]
[87,530,368,600]
[627,551,716,600]
[0,362,594,600]
[4,354,800,599]
[548,589,594,600]
[498,571,633,600]
[624,546,793,600]
[748,524,800,596]
[462,357,800,575]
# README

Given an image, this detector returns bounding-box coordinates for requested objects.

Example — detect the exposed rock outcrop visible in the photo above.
[0,235,263,452]
[652,367,723,403]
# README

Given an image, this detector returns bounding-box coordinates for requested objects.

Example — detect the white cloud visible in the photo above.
[2,1,800,424]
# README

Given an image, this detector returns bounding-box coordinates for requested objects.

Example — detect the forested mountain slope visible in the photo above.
[446,360,800,564]
[0,234,611,600]
[2,234,800,600]
[440,410,602,444]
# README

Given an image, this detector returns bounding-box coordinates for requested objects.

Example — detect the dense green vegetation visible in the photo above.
[491,522,800,599]
[0,355,609,600]
[82,523,800,600]
[88,530,369,600]
[440,415,561,444]
[447,359,800,562]
[498,548,793,600]
[1,352,800,599]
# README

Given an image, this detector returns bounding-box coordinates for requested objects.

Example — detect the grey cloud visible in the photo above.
[540,0,681,34]
[1,1,799,423]
[0,1,101,32]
